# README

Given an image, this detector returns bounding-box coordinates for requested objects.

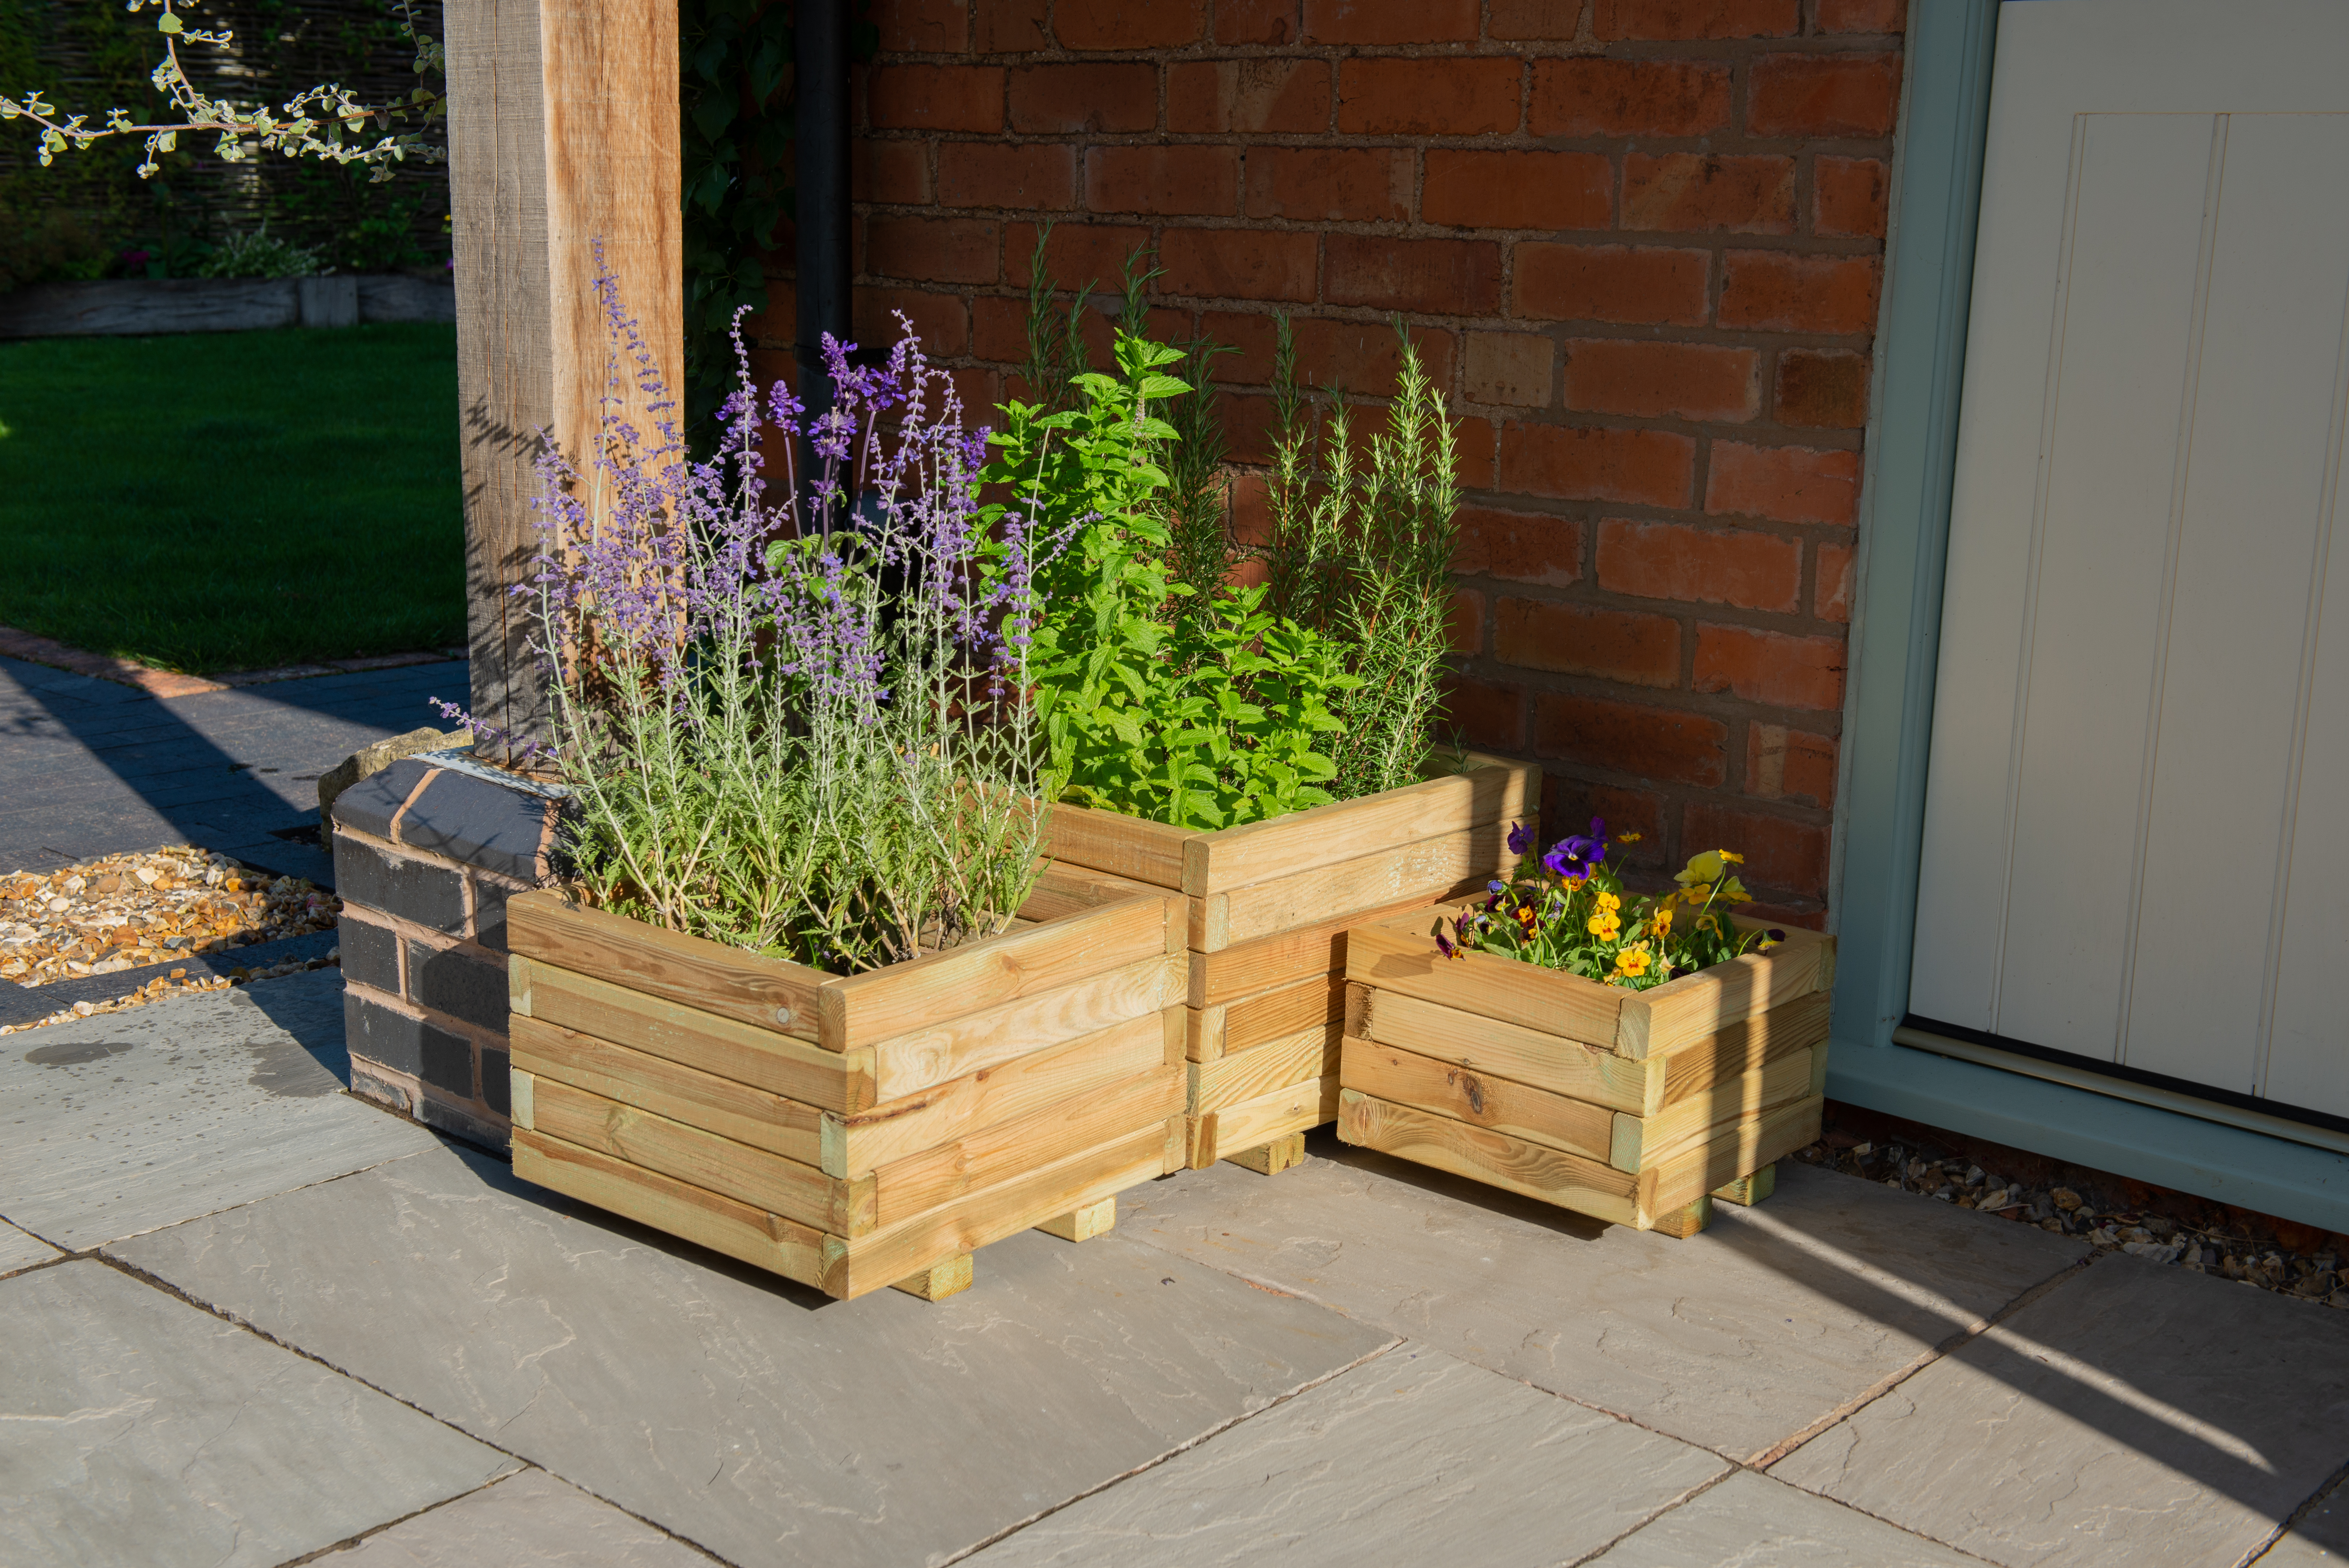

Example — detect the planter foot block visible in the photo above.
[1711,1164,1777,1208]
[1646,1194,1713,1239]
[890,1254,973,1301]
[1224,1132,1307,1177]
[1037,1196,1116,1242]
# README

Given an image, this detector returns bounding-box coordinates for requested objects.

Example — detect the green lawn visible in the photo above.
[0,323,464,674]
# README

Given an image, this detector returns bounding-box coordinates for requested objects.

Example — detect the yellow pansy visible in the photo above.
[1681,882,1713,905]
[1650,905,1674,935]
[1614,945,1653,977]
[1595,890,1622,912]
[1720,875,1752,903]
[1675,850,1724,886]
[1720,850,1745,864]
[1587,911,1621,940]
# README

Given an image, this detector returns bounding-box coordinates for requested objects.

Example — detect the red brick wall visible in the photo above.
[799,0,1905,925]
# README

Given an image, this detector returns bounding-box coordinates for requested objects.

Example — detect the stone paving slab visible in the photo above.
[1585,1469,1991,1567]
[1119,1139,2089,1462]
[110,1142,1398,1568]
[323,1469,712,1567]
[2258,1485,2349,1565]
[0,1260,514,1568]
[0,1214,60,1276]
[0,968,437,1248]
[968,1342,1727,1567]
[1770,1254,2349,1568]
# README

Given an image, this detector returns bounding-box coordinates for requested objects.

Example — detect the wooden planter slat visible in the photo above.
[1339,906,1834,1236]
[1044,754,1541,1172]
[513,957,875,1112]
[504,867,1189,1299]
[822,1010,1176,1178]
[511,1014,823,1163]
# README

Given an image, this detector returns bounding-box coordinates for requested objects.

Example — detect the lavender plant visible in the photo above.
[440,275,1052,974]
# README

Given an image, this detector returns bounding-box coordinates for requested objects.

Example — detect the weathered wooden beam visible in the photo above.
[446,0,682,759]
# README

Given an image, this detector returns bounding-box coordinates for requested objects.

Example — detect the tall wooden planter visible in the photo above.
[1338,907,1833,1237]
[503,864,1187,1301]
[1044,756,1540,1175]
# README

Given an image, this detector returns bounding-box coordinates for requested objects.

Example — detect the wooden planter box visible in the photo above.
[1337,908,1834,1236]
[1044,755,1540,1175]
[502,864,1187,1301]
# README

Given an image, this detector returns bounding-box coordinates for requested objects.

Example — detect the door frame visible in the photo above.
[1828,0,2349,1230]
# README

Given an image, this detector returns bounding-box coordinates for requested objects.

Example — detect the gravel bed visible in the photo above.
[0,846,341,1034]
[1792,1137,2348,1310]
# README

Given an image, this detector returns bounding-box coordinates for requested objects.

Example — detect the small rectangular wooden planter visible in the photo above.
[502,864,1188,1301]
[1337,909,1834,1236]
[1044,755,1540,1175]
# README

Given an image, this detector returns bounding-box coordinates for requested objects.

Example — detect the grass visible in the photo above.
[0,323,464,674]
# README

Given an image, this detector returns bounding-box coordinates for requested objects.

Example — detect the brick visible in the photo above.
[344,989,473,1089]
[1242,146,1406,222]
[1336,58,1522,136]
[1814,155,1888,238]
[1159,228,1318,303]
[1592,0,1797,38]
[1529,59,1731,139]
[1818,0,1905,32]
[1694,624,1846,710]
[1169,59,1331,134]
[1490,0,1585,39]
[1009,63,1157,133]
[1682,799,1827,898]
[1455,505,1580,586]
[468,876,513,952]
[482,1049,512,1118]
[1750,53,1901,139]
[1440,673,1527,752]
[1449,588,1486,654]
[971,293,1030,363]
[1623,154,1795,234]
[1532,694,1729,788]
[1597,519,1800,612]
[1456,415,1497,490]
[1289,319,1453,396]
[1548,780,1667,867]
[1326,233,1501,314]
[1222,391,1283,464]
[1194,310,1278,382]
[1217,0,1301,43]
[1775,348,1868,428]
[1562,339,1758,423]
[331,834,465,934]
[866,65,1003,132]
[977,0,1049,50]
[854,141,930,205]
[1499,422,1696,506]
[1422,150,1611,232]
[338,913,401,994]
[866,216,1002,284]
[1303,0,1480,43]
[1087,145,1240,218]
[1745,724,1836,807]
[1057,0,1206,48]
[1009,221,1153,292]
[854,287,971,358]
[1719,251,1880,333]
[1465,332,1554,409]
[1514,244,1709,327]
[407,938,509,1032]
[1495,597,1681,687]
[937,143,1075,210]
[1705,441,1858,525]
[1816,540,1856,623]
[875,0,968,52]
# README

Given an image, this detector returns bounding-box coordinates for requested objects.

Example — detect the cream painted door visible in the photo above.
[1909,0,2349,1118]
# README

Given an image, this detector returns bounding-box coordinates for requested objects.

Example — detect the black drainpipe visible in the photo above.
[795,0,851,529]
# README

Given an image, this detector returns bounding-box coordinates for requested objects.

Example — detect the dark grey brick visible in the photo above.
[337,916,401,994]
[406,939,508,1032]
[331,833,466,934]
[469,876,510,952]
[481,1048,512,1117]
[396,768,561,883]
[344,988,472,1089]
[328,758,431,841]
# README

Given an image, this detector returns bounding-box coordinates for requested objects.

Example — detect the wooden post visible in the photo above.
[445,0,683,758]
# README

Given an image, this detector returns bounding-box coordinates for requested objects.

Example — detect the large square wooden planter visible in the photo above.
[1337,909,1834,1236]
[502,864,1187,1300]
[1044,755,1540,1174]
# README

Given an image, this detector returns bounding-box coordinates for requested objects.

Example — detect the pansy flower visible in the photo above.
[1507,821,1535,857]
[1543,817,1609,879]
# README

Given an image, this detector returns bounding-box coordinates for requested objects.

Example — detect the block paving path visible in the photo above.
[4,968,2347,1566]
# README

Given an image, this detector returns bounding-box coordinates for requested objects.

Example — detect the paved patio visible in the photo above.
[5,968,2347,1567]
